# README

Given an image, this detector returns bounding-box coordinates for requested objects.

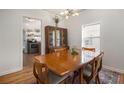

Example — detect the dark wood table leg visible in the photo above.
[79,68,84,84]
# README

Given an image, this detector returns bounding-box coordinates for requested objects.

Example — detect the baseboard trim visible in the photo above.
[103,65,124,74]
[0,67,23,76]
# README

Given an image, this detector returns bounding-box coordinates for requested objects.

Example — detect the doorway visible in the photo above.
[23,17,42,67]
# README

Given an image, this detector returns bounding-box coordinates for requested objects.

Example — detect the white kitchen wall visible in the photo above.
[65,9,124,73]
[0,9,66,76]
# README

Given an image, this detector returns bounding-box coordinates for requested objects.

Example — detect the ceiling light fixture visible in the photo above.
[60,9,79,19]
[53,15,59,27]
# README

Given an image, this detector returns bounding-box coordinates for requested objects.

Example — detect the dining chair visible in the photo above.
[82,47,95,52]
[83,52,104,84]
[82,47,96,83]
[94,52,104,84]
[33,61,70,84]
[72,47,96,84]
[54,47,67,53]
[82,47,96,65]
[82,58,96,83]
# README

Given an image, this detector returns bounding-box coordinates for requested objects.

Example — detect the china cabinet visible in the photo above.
[45,26,68,54]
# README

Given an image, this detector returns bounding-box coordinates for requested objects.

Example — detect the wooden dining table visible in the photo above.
[33,49,101,83]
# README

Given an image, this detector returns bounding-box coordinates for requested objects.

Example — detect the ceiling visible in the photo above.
[44,9,65,15]
[42,9,85,21]
[44,9,85,16]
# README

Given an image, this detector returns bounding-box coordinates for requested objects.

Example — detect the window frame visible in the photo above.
[82,23,101,50]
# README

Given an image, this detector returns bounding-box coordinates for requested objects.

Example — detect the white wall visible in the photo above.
[0,9,66,76]
[66,9,124,73]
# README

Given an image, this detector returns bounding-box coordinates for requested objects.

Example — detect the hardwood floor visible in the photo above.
[0,66,36,84]
[0,53,38,84]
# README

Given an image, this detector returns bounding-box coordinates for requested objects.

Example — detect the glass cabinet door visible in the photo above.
[49,31,55,48]
[56,30,61,47]
[61,30,67,47]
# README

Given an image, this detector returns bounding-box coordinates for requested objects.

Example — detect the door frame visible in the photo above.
[22,16,42,67]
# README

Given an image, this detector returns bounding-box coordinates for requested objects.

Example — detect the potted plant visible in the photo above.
[71,48,78,56]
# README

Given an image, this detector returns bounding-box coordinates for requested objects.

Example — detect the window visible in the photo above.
[82,23,100,50]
